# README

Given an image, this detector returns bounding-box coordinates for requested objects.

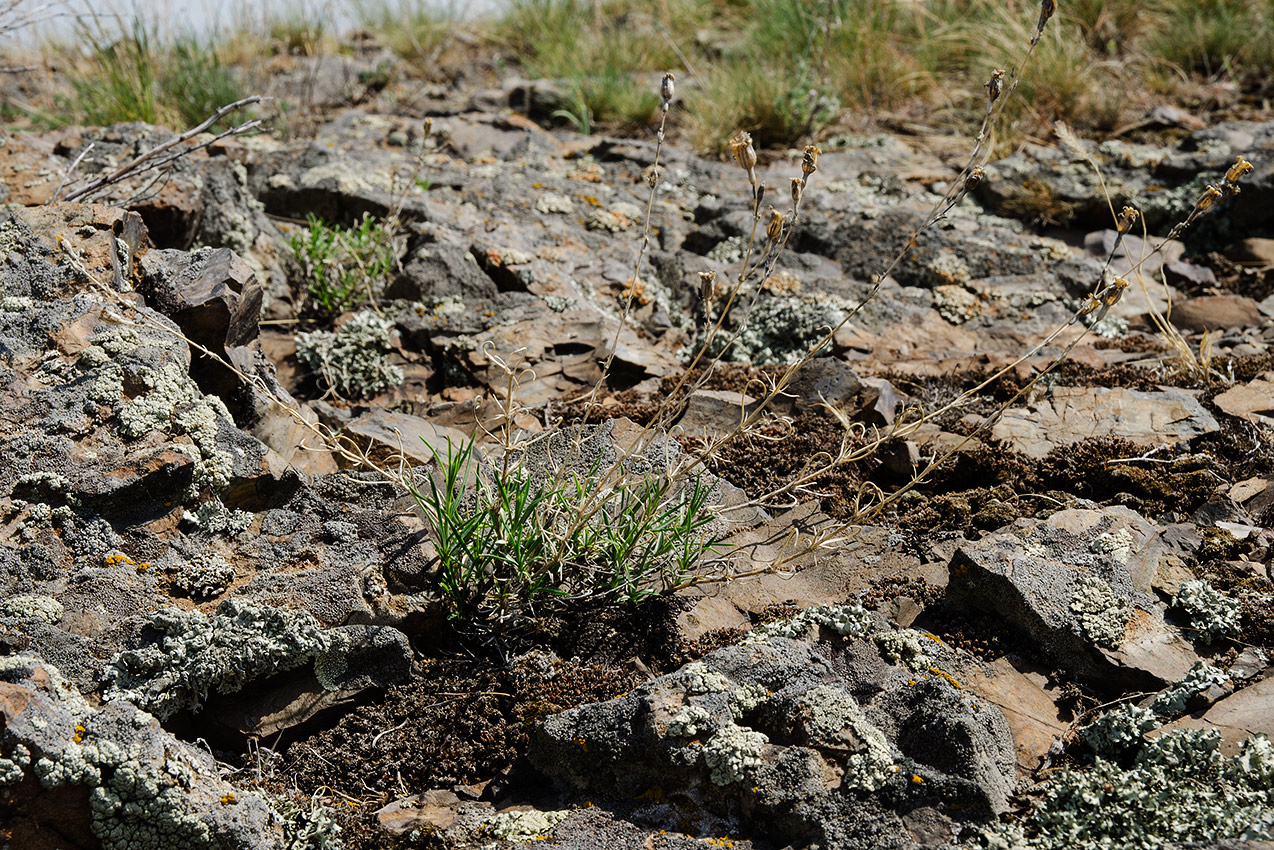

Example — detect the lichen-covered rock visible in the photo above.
[530,617,1017,847]
[0,655,285,850]
[1173,578,1242,644]
[100,600,333,719]
[946,507,1197,688]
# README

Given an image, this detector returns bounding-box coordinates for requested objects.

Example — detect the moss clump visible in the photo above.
[295,311,403,399]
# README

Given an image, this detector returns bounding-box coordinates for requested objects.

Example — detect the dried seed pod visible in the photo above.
[1036,0,1056,34]
[755,182,765,210]
[766,207,785,242]
[699,270,719,302]
[731,131,758,175]
[801,145,820,177]
[1193,185,1223,217]
[964,167,986,192]
[1104,277,1129,307]
[985,70,1006,109]
[791,177,805,206]
[1116,205,1140,234]
[1225,155,1253,186]
[660,72,676,111]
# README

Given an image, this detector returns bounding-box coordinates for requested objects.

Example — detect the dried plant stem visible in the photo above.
[61,95,265,204]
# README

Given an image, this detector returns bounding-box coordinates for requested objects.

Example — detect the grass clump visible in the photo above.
[414,434,726,634]
[289,213,398,317]
[60,22,245,129]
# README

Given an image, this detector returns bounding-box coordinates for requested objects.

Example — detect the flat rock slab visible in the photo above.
[945,507,1199,689]
[1214,373,1274,426]
[1165,674,1274,755]
[992,386,1220,458]
[346,410,470,465]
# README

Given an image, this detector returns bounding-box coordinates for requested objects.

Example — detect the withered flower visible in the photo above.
[766,207,786,243]
[964,167,986,192]
[985,70,1006,108]
[1116,205,1139,234]
[1225,155,1253,186]
[660,72,676,112]
[791,176,805,207]
[801,145,821,177]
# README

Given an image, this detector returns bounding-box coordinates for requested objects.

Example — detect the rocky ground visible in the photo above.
[2,44,1274,850]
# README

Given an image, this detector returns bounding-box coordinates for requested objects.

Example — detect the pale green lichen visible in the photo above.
[1148,661,1229,717]
[184,500,254,536]
[756,601,873,641]
[680,661,733,695]
[100,599,331,719]
[173,553,236,600]
[295,311,403,400]
[1089,528,1135,564]
[484,809,571,840]
[1070,573,1131,649]
[729,683,769,720]
[800,685,896,792]
[1173,578,1241,643]
[703,723,768,785]
[1081,704,1158,756]
[0,593,64,624]
[115,361,235,491]
[987,727,1274,850]
[667,705,714,738]
[875,629,931,672]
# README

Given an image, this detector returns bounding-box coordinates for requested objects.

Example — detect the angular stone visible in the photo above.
[1213,373,1274,426]
[676,389,757,437]
[345,410,469,466]
[945,508,1198,689]
[992,387,1220,458]
[1170,295,1265,332]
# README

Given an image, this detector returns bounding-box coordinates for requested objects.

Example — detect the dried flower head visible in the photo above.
[1193,185,1223,217]
[699,270,721,302]
[1036,0,1056,35]
[964,167,986,192]
[801,145,821,177]
[755,182,766,211]
[660,72,676,111]
[1104,276,1129,307]
[985,70,1006,106]
[791,176,805,206]
[766,207,786,242]
[644,164,661,188]
[731,131,758,176]
[1116,205,1139,234]
[1225,155,1253,186]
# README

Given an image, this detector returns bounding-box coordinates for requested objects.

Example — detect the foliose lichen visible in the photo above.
[294,311,404,400]
[755,601,873,640]
[484,809,571,840]
[679,661,733,695]
[0,593,64,624]
[874,629,931,672]
[1173,578,1241,643]
[100,599,331,719]
[173,553,236,600]
[703,723,768,785]
[667,705,714,738]
[1070,573,1131,649]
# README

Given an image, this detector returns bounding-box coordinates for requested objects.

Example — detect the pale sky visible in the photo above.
[2,0,496,46]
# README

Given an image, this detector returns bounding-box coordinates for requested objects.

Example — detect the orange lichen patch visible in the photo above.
[73,724,86,743]
[220,793,236,805]
[573,736,588,753]
[928,666,963,689]
[135,562,152,573]
[762,270,802,294]
[104,554,135,568]
[620,279,652,306]
[911,774,925,784]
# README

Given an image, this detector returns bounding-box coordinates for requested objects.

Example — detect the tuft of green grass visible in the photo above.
[60,21,245,129]
[1148,0,1274,77]
[354,0,456,70]
[414,435,726,633]
[289,213,398,317]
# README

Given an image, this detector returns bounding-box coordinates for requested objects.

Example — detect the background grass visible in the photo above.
[17,0,1274,150]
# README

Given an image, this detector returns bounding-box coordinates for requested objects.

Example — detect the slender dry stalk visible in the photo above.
[59,95,265,203]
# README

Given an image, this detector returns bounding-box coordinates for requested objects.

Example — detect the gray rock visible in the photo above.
[945,508,1199,689]
[530,621,1017,848]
